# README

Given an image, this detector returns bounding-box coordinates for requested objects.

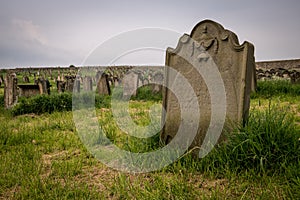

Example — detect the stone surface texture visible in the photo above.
[161,20,256,153]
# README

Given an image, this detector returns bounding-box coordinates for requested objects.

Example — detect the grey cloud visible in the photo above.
[0,0,300,68]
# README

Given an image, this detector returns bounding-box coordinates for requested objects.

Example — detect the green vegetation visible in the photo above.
[252,79,300,98]
[11,93,72,115]
[11,93,112,116]
[187,105,299,176]
[0,80,299,199]
[10,85,161,116]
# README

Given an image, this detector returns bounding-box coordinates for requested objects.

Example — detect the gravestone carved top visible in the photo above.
[161,19,256,156]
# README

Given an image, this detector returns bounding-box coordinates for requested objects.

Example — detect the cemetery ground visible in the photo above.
[0,81,299,199]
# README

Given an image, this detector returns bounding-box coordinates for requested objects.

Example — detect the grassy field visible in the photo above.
[0,81,299,199]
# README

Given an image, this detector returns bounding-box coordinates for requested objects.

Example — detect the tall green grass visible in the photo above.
[11,93,73,115]
[170,105,299,180]
[0,111,103,199]
[11,85,161,116]
[252,80,300,98]
[130,85,162,101]
[11,93,112,116]
[1,80,300,199]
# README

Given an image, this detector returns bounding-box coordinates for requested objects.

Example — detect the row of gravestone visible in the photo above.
[3,73,51,108]
[2,69,164,108]
[11,66,165,86]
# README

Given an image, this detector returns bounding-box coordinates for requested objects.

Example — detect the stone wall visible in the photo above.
[256,59,300,83]
[256,59,300,70]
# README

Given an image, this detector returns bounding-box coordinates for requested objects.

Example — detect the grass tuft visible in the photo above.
[252,80,300,98]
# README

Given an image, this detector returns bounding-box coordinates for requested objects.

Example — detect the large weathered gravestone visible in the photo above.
[122,71,139,98]
[161,20,255,155]
[4,73,18,108]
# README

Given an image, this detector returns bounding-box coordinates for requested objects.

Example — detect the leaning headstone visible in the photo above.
[36,78,49,94]
[96,73,111,95]
[161,20,255,156]
[122,71,139,98]
[65,76,75,92]
[4,72,18,108]
[57,81,66,93]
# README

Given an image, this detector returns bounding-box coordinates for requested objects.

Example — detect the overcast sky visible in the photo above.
[0,0,299,68]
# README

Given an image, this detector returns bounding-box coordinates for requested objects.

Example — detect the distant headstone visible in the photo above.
[22,75,30,83]
[46,79,51,95]
[96,73,111,95]
[65,76,75,92]
[83,76,93,91]
[113,77,120,87]
[4,72,18,108]
[49,69,53,80]
[95,71,102,83]
[73,79,80,93]
[151,72,164,94]
[36,78,50,95]
[122,71,139,98]
[18,84,40,97]
[138,74,144,88]
[57,81,66,93]
[161,20,256,155]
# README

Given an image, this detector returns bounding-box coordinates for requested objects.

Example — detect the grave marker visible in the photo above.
[57,81,66,93]
[161,20,256,156]
[18,84,40,97]
[83,76,93,91]
[97,73,111,95]
[151,71,164,94]
[73,79,81,93]
[4,73,18,108]
[122,71,139,98]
